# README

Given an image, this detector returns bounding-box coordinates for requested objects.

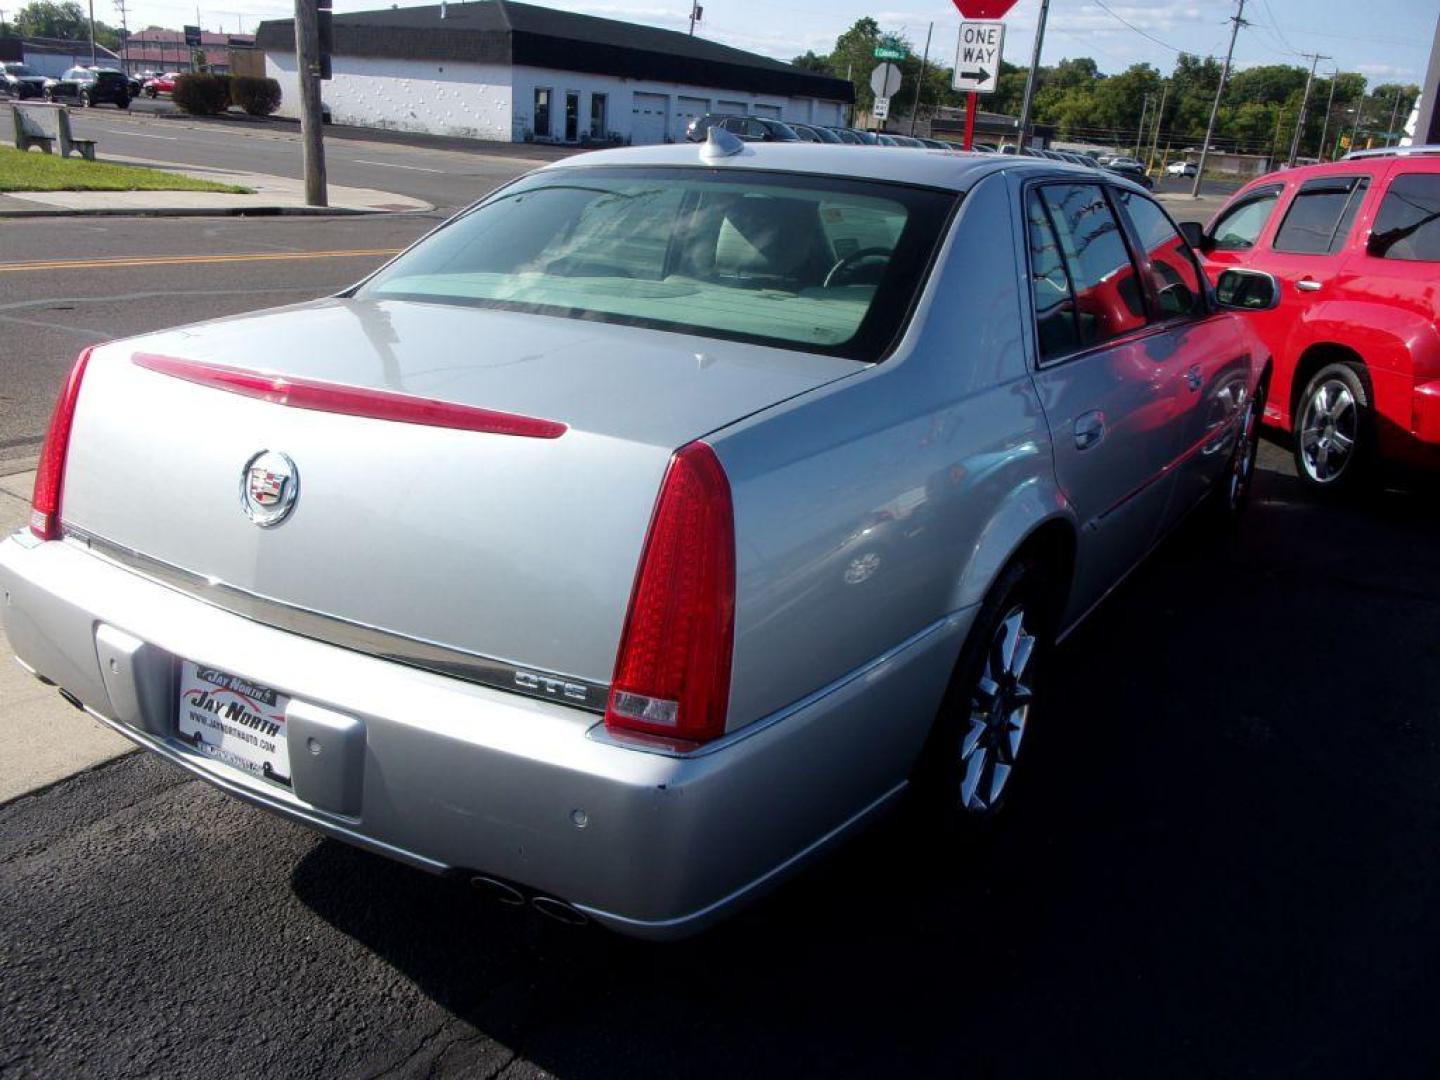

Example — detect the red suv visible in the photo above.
[1186,148,1440,490]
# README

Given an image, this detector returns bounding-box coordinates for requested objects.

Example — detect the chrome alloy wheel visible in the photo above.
[960,605,1036,813]
[1298,379,1357,484]
[1228,390,1261,509]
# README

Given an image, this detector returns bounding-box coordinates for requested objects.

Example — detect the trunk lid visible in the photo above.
[61,298,861,690]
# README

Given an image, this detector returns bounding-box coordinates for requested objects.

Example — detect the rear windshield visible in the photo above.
[356,166,956,360]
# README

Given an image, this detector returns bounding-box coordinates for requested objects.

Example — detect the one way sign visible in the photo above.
[952,20,1005,94]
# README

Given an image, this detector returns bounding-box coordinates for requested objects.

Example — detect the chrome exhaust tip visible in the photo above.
[531,895,589,926]
[469,875,526,906]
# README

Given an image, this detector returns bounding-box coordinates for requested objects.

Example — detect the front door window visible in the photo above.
[534,88,552,140]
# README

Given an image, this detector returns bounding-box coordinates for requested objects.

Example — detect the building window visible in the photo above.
[565,91,580,142]
[534,88,552,139]
[590,93,607,139]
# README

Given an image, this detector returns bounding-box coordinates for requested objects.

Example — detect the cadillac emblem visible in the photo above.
[240,450,299,527]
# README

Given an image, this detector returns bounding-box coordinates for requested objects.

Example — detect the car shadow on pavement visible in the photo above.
[291,459,1440,1079]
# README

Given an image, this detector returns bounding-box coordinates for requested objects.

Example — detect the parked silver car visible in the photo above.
[1,137,1278,938]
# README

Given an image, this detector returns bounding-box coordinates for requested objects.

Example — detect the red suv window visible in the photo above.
[1272,176,1370,254]
[1368,173,1440,261]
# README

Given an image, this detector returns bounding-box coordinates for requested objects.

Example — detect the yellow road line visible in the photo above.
[0,249,404,273]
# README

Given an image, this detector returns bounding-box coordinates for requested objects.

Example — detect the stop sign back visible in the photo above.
[952,0,1019,17]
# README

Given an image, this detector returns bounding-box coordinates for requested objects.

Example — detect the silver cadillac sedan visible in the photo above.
[1,137,1278,938]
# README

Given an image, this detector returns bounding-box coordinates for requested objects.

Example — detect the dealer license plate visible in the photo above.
[176,661,292,787]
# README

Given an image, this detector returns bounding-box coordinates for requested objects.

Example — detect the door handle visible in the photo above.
[1074,412,1105,450]
[1185,365,1203,391]
[1296,279,1322,292]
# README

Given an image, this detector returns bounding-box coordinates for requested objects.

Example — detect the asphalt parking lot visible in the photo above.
[4,441,1438,1079]
[0,129,1434,1076]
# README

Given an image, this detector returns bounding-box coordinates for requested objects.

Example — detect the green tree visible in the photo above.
[791,50,831,74]
[830,17,883,112]
[13,0,122,50]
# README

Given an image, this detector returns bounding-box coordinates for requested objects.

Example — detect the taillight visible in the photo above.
[29,347,94,541]
[605,441,736,746]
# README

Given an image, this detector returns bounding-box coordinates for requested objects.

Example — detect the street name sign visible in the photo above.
[953,20,1004,94]
[873,96,891,120]
[873,33,908,61]
[869,62,903,99]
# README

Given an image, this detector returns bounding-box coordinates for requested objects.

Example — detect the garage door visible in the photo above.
[631,92,668,144]
[752,103,781,119]
[676,95,708,140]
[717,99,746,116]
[812,102,842,126]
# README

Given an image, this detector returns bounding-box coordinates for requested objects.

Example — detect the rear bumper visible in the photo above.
[0,532,967,939]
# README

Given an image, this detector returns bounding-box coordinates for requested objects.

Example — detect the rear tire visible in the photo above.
[914,556,1058,824]
[1293,362,1372,493]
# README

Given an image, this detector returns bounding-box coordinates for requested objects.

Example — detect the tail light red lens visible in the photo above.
[29,347,94,541]
[605,441,735,746]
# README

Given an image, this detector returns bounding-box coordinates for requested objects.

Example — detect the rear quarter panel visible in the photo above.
[712,172,1065,741]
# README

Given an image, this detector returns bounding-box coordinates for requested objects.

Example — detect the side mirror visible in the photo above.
[1178,219,1210,252]
[1214,268,1280,312]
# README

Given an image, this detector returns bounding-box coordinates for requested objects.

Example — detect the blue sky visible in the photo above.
[136,0,1437,89]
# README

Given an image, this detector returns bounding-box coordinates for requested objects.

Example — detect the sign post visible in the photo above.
[951,0,1019,149]
[952,19,1005,149]
[868,62,903,129]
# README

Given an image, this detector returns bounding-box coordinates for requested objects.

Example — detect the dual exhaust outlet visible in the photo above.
[469,874,589,927]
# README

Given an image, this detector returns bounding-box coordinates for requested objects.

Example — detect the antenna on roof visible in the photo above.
[700,124,745,161]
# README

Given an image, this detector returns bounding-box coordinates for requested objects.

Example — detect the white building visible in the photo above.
[0,36,122,78]
[254,0,852,145]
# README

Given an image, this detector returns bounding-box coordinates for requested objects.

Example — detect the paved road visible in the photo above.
[4,446,1439,1078]
[0,214,444,469]
[60,105,563,211]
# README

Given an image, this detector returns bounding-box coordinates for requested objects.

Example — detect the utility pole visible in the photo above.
[1385,85,1404,145]
[1017,0,1050,148]
[1192,0,1247,198]
[687,0,700,36]
[294,0,327,206]
[1287,52,1330,166]
[909,21,932,137]
[113,0,129,74]
[1316,70,1338,162]
[88,0,97,66]
[1134,93,1151,158]
[1147,80,1169,172]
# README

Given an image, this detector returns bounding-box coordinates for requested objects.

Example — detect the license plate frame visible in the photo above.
[176,661,292,788]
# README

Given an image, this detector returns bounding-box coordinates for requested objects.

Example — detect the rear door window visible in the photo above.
[1272,175,1371,254]
[1210,187,1281,250]
[1368,174,1440,261]
[1025,190,1080,361]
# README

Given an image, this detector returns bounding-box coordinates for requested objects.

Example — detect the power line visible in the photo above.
[1090,0,1186,55]
[1256,0,1300,55]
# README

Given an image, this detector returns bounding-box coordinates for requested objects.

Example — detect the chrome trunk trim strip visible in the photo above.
[62,528,609,713]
